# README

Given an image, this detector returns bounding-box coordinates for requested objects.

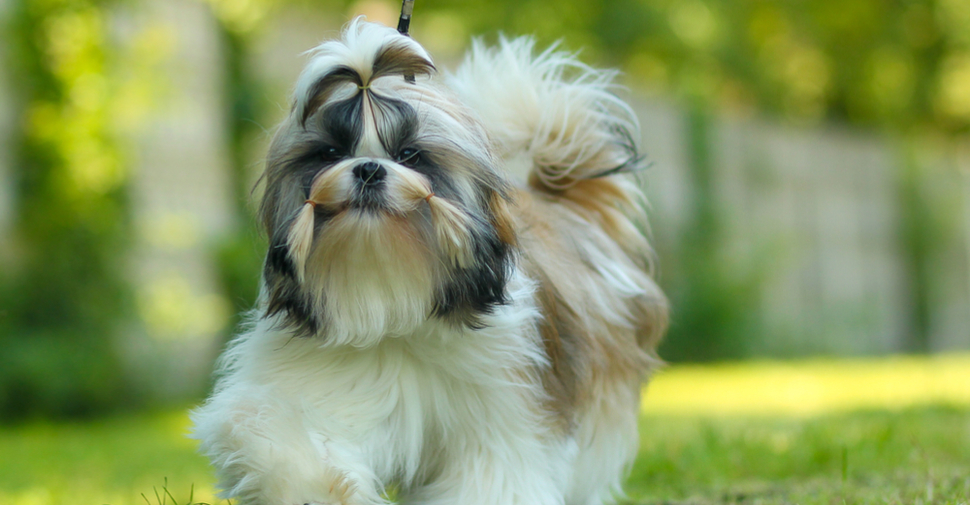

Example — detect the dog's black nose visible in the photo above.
[353,161,386,186]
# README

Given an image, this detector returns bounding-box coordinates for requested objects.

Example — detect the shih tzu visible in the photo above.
[192,17,668,505]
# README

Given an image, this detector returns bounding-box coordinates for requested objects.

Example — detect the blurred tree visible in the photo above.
[0,0,135,420]
[400,0,964,135]
[204,0,280,337]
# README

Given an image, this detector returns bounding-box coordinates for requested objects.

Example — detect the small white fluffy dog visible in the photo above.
[192,18,668,505]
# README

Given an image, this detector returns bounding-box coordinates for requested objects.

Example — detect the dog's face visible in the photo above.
[259,21,516,346]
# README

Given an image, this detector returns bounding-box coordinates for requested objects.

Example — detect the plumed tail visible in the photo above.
[449,37,667,356]
[447,37,643,191]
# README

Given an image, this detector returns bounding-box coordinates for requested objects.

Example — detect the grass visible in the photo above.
[0,409,219,505]
[628,407,970,504]
[1,354,968,505]
[642,353,970,416]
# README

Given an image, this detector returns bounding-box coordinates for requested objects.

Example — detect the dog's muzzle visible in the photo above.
[353,161,386,187]
[351,161,388,209]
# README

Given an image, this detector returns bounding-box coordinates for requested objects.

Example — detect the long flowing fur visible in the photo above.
[192,18,667,505]
[448,37,642,188]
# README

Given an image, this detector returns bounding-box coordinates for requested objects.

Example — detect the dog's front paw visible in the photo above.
[298,470,356,505]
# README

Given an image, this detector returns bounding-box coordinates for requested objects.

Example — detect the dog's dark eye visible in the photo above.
[397,148,421,167]
[318,146,343,163]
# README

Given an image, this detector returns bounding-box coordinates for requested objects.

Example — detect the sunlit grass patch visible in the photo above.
[643,353,970,416]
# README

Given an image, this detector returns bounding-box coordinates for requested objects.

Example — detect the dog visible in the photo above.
[191,18,668,505]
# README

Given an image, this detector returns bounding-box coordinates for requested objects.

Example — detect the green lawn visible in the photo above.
[1,356,969,505]
[628,407,970,504]
[0,409,216,505]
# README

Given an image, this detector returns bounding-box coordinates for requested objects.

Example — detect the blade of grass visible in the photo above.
[164,485,179,505]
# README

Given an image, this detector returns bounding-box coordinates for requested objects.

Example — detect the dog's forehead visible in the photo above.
[295,22,434,126]
[311,90,419,157]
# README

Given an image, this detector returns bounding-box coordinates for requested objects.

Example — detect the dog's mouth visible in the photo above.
[348,191,390,212]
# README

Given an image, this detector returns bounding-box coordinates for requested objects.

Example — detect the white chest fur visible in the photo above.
[191,272,577,505]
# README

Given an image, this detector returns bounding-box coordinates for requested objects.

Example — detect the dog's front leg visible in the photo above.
[192,383,383,505]
[407,437,569,505]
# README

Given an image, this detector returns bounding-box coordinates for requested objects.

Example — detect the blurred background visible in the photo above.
[0,0,969,423]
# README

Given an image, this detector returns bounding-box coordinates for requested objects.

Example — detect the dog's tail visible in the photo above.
[447,37,643,192]
[448,38,666,355]
[447,37,652,265]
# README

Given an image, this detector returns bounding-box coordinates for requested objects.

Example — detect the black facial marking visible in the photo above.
[262,204,339,337]
[319,95,364,155]
[264,273,320,337]
[408,145,466,199]
[302,65,363,126]
[276,95,366,201]
[432,210,513,328]
[263,232,321,337]
[368,94,419,155]
[265,225,297,281]
[362,92,466,204]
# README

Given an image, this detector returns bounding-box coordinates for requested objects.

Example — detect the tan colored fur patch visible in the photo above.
[489,190,518,246]
[511,181,667,427]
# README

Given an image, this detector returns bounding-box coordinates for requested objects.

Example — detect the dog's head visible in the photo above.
[259,19,516,346]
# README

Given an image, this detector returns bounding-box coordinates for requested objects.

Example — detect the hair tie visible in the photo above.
[305,200,317,207]
[424,193,434,203]
[358,84,370,91]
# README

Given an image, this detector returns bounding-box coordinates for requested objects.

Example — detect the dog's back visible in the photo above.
[448,37,669,502]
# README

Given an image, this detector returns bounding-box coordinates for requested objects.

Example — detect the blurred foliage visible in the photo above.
[466,0,969,134]
[0,0,136,420]
[212,228,265,335]
[207,0,272,337]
